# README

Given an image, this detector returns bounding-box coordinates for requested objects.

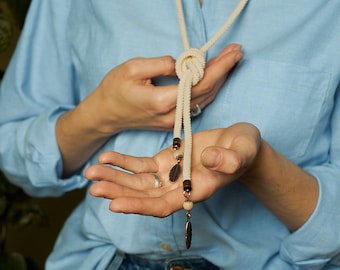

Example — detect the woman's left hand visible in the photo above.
[85,122,261,217]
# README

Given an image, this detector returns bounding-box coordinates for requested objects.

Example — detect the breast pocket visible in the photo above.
[218,58,331,161]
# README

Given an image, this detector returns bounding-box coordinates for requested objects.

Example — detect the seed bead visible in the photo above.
[173,149,184,161]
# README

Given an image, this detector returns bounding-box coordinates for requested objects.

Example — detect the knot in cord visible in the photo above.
[173,0,249,250]
[175,48,206,86]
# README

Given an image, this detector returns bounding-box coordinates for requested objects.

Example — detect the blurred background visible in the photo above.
[0,1,85,269]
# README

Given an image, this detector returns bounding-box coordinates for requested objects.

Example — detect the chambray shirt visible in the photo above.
[0,1,340,269]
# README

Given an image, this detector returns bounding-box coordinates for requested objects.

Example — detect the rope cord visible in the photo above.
[174,0,248,181]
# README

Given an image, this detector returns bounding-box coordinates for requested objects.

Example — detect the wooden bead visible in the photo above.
[173,149,183,161]
[183,200,194,211]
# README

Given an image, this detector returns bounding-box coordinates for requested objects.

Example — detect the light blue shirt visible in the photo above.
[1,1,340,269]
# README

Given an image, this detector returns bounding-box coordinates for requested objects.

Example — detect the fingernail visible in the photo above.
[232,44,242,51]
[234,51,243,62]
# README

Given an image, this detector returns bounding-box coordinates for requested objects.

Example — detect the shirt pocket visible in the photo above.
[220,58,331,161]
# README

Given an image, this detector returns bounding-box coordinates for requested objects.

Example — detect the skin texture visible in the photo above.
[86,123,319,231]
[56,44,243,177]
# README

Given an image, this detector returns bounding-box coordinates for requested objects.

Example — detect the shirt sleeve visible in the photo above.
[280,82,340,269]
[0,0,86,196]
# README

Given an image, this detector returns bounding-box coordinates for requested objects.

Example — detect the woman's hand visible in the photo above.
[85,123,261,217]
[91,43,243,134]
[57,43,242,177]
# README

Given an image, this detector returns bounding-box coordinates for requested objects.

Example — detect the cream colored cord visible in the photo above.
[174,0,248,249]
[174,0,249,182]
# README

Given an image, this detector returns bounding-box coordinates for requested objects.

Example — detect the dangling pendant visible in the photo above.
[185,217,192,249]
[183,179,193,249]
[170,137,183,182]
[169,162,181,182]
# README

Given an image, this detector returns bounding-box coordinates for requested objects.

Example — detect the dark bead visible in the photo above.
[169,163,181,182]
[183,180,192,192]
[173,137,181,150]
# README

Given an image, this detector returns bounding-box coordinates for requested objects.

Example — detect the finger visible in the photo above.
[190,44,242,107]
[218,43,242,58]
[85,164,158,190]
[109,188,183,217]
[125,56,176,79]
[199,45,242,89]
[98,151,159,174]
[89,172,179,202]
[89,178,162,199]
[205,44,242,67]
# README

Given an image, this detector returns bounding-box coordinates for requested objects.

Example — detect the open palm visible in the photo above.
[86,123,261,217]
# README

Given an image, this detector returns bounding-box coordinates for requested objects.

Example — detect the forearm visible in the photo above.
[241,140,319,231]
[56,91,115,178]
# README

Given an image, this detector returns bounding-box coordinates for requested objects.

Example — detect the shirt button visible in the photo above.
[160,242,172,252]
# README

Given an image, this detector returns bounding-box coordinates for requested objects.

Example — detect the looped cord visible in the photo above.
[173,0,249,250]
[174,0,248,182]
[175,48,206,86]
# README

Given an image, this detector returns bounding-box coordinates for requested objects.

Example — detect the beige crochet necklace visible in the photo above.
[172,0,249,249]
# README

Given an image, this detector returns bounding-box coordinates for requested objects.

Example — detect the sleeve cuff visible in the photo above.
[280,166,340,268]
[22,106,87,196]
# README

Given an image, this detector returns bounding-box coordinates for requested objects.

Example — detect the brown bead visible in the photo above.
[183,180,192,192]
[173,137,181,150]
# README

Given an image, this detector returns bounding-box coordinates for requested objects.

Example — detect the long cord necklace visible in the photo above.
[172,0,249,249]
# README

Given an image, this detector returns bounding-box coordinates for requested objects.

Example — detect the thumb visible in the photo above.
[201,146,242,174]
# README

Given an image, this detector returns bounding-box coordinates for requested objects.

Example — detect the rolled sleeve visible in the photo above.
[280,83,340,269]
[280,166,340,269]
[24,107,87,196]
[1,106,87,197]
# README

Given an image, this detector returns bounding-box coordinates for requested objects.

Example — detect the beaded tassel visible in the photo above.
[173,0,249,249]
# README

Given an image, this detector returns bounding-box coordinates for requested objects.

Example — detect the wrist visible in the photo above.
[240,139,272,184]
[78,88,122,137]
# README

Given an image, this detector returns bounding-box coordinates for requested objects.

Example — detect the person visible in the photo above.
[0,0,339,269]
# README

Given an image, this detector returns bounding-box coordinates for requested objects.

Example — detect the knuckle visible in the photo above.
[122,57,143,77]
[161,56,175,74]
[159,207,172,218]
[197,79,213,94]
[151,116,175,131]
[228,153,242,173]
[149,94,174,115]
[160,116,175,130]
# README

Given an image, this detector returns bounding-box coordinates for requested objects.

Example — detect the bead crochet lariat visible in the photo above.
[172,0,249,249]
